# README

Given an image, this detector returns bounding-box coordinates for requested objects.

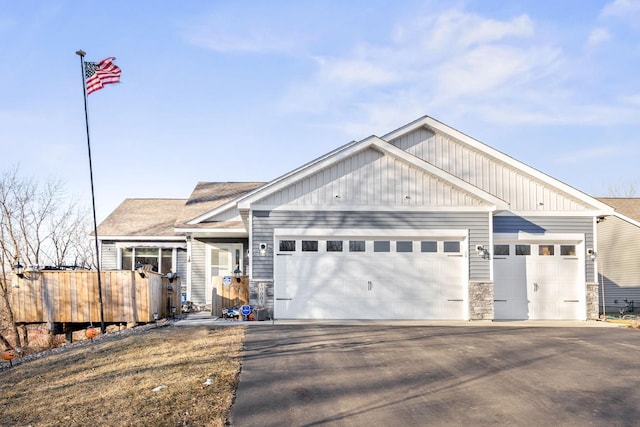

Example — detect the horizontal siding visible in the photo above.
[190,239,207,305]
[597,216,640,313]
[100,242,118,270]
[258,147,486,208]
[252,210,490,281]
[176,248,188,284]
[493,215,594,281]
[390,128,590,212]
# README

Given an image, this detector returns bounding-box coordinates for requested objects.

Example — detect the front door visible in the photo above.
[206,244,243,305]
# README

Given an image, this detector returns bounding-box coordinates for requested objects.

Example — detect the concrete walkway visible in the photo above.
[173,312,622,328]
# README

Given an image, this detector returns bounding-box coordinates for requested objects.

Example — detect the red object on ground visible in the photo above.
[2,349,16,361]
[85,327,97,339]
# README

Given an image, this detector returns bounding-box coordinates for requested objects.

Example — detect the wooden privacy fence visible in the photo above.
[212,276,249,317]
[10,270,180,324]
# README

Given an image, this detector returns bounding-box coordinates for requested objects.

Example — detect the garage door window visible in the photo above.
[302,240,318,252]
[327,240,343,252]
[560,245,576,256]
[494,244,509,256]
[443,241,460,253]
[374,241,391,252]
[539,245,554,256]
[397,241,413,252]
[279,240,296,252]
[421,241,437,252]
[515,244,530,256]
[349,240,366,252]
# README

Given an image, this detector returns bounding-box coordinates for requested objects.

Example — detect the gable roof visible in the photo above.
[177,181,265,227]
[97,198,187,239]
[597,198,640,228]
[384,116,614,214]
[597,198,640,221]
[236,134,510,211]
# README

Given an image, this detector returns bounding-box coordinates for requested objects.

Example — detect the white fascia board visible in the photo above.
[370,138,510,210]
[609,211,640,228]
[274,228,469,238]
[498,210,610,217]
[250,204,497,213]
[187,205,238,225]
[383,116,614,214]
[237,138,374,210]
[97,235,185,241]
[174,227,248,237]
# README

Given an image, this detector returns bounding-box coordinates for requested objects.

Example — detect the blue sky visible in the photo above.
[1,0,639,221]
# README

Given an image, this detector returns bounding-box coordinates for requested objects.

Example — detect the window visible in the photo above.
[121,247,174,273]
[515,245,531,256]
[421,241,437,253]
[494,245,510,256]
[302,240,318,252]
[327,240,343,252]
[279,240,296,252]
[560,245,576,256]
[396,241,413,253]
[443,241,460,253]
[539,245,554,256]
[349,240,365,252]
[161,248,172,273]
[374,241,390,252]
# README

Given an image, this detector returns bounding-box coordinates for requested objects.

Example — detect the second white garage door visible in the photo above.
[493,241,584,320]
[273,231,468,320]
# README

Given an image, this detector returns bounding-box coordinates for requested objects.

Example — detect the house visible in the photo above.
[97,116,614,320]
[595,198,640,316]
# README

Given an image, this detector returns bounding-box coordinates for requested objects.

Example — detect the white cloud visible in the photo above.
[275,4,640,135]
[315,56,397,86]
[602,0,640,19]
[553,145,618,164]
[432,44,560,103]
[586,27,612,48]
[183,26,297,54]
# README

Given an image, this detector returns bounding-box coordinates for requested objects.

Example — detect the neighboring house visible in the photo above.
[595,198,640,316]
[97,116,614,320]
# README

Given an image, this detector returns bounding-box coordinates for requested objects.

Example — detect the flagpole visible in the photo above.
[76,49,106,334]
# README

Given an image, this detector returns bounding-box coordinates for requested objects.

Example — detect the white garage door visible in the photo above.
[493,242,584,320]
[274,233,467,320]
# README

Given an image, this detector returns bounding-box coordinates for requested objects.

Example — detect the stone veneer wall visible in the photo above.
[586,283,599,320]
[249,279,274,318]
[469,281,494,320]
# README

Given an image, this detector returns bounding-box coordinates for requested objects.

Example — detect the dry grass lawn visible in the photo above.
[0,323,245,426]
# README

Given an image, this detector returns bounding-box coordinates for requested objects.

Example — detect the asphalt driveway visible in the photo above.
[231,322,640,427]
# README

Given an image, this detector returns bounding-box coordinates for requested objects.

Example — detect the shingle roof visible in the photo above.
[97,198,187,237]
[175,181,264,226]
[597,198,640,222]
[97,182,266,237]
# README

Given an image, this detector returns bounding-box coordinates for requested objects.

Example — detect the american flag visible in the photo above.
[85,57,121,95]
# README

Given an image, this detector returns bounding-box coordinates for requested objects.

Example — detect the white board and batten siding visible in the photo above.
[257,147,489,209]
[389,128,592,212]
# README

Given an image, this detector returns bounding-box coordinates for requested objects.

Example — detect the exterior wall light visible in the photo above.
[166,271,177,283]
[14,263,25,279]
[135,262,146,278]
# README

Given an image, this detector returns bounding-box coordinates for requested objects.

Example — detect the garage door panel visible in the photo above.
[274,235,466,320]
[494,243,583,320]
